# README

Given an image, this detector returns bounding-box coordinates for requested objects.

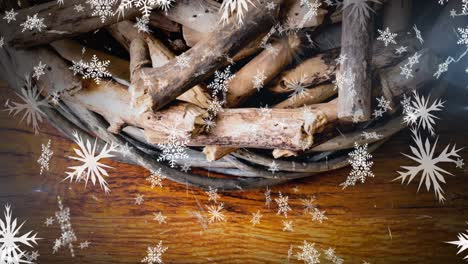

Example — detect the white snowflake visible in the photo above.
[157,128,190,168]
[395,129,461,202]
[264,43,280,57]
[457,27,468,45]
[250,211,262,226]
[79,241,90,249]
[296,240,320,264]
[141,241,168,264]
[208,66,235,97]
[0,205,39,264]
[207,98,225,116]
[146,169,166,188]
[69,55,112,84]
[37,139,53,175]
[32,61,47,80]
[361,131,382,140]
[324,247,344,264]
[44,217,54,226]
[456,158,465,169]
[206,203,226,223]
[402,91,444,136]
[413,24,424,44]
[24,251,39,262]
[219,0,255,25]
[447,229,468,261]
[117,142,133,158]
[117,0,174,20]
[285,74,308,100]
[49,91,61,105]
[335,54,347,65]
[373,96,392,118]
[407,52,422,67]
[4,76,49,134]
[20,13,46,32]
[395,46,408,55]
[341,143,374,188]
[268,161,280,174]
[3,8,18,23]
[74,4,85,12]
[343,0,381,30]
[153,212,167,224]
[206,186,220,204]
[134,16,151,33]
[377,27,397,46]
[266,1,276,11]
[57,0,64,6]
[282,220,294,232]
[310,208,327,223]
[175,53,190,70]
[301,197,316,214]
[52,196,77,257]
[275,192,292,218]
[65,131,118,193]
[87,0,116,23]
[135,194,144,205]
[252,70,267,91]
[399,64,414,79]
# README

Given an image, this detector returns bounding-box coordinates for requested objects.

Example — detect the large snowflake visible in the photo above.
[341,142,374,188]
[69,55,112,84]
[141,241,168,264]
[394,129,461,202]
[296,240,320,264]
[220,0,255,25]
[447,229,468,261]
[402,91,444,136]
[4,76,49,134]
[0,205,39,264]
[65,131,118,193]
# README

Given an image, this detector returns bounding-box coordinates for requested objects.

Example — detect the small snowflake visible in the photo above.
[32,61,47,80]
[268,161,280,174]
[65,131,117,193]
[175,53,190,70]
[45,217,54,226]
[142,241,168,264]
[208,66,235,97]
[21,13,47,32]
[37,139,53,175]
[341,143,374,188]
[74,4,85,12]
[301,197,316,214]
[285,74,308,100]
[395,46,408,55]
[153,212,167,224]
[49,91,61,105]
[407,52,422,67]
[310,208,327,223]
[135,16,151,33]
[400,63,414,79]
[206,203,226,223]
[4,76,49,134]
[3,8,18,23]
[413,24,424,44]
[377,27,397,46]
[135,194,145,205]
[324,247,344,264]
[250,211,262,226]
[457,27,468,45]
[296,240,320,264]
[181,163,191,172]
[447,228,468,261]
[117,142,133,158]
[79,241,90,249]
[264,43,280,57]
[266,1,276,11]
[0,205,39,264]
[206,186,220,204]
[455,158,465,169]
[395,129,461,202]
[275,192,292,218]
[24,250,40,262]
[433,59,450,79]
[282,220,294,232]
[252,70,267,91]
[146,169,166,188]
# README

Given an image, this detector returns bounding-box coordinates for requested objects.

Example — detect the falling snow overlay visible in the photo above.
[4,76,49,134]
[65,131,118,193]
[37,139,53,175]
[51,196,77,257]
[395,129,461,202]
[0,205,39,264]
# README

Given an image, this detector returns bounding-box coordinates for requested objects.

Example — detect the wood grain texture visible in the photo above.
[0,81,467,263]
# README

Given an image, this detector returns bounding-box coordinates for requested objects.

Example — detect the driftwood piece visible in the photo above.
[273,84,336,109]
[131,0,283,112]
[6,0,140,48]
[383,0,412,32]
[268,35,419,95]
[337,0,375,122]
[148,12,180,32]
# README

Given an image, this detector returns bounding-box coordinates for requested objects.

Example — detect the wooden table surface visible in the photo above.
[0,80,467,264]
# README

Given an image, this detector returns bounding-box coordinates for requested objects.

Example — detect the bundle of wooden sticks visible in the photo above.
[0,0,452,190]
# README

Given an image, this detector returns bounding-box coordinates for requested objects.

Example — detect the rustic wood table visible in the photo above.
[1,81,467,263]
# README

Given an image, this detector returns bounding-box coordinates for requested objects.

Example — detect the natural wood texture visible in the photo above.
[131,0,283,112]
[1,81,467,263]
[383,0,412,32]
[273,84,336,109]
[337,0,375,122]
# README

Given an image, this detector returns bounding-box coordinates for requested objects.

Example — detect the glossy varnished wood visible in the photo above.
[0,81,467,263]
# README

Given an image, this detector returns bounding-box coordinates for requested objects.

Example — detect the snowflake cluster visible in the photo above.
[70,54,112,84]
[4,75,49,134]
[20,13,47,32]
[341,143,374,188]
[361,131,383,140]
[65,131,118,193]
[204,66,235,131]
[399,52,422,79]
[51,196,77,257]
[37,139,53,175]
[372,96,392,118]
[0,204,39,264]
